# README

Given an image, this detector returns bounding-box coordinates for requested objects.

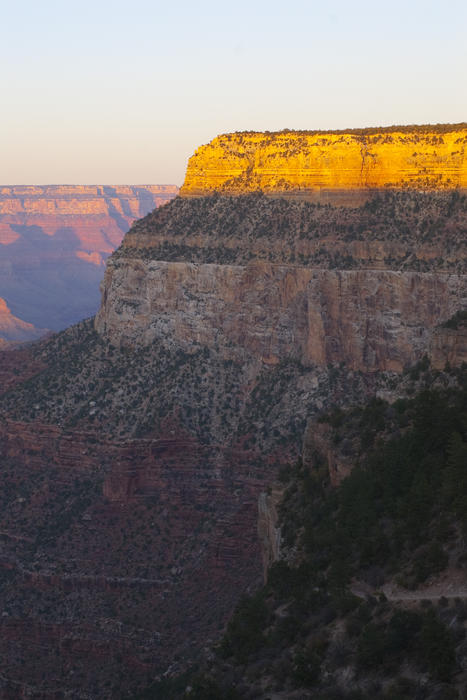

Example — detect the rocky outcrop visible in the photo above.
[180,125,467,205]
[0,297,48,342]
[303,420,353,486]
[257,487,283,582]
[96,260,467,373]
[0,185,178,333]
[430,323,467,369]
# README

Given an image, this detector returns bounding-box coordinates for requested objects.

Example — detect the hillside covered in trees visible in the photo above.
[141,365,467,699]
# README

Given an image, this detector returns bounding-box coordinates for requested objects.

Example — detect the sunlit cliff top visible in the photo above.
[180,124,467,205]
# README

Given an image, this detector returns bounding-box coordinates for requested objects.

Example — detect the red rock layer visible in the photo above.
[0,184,178,259]
[0,411,275,697]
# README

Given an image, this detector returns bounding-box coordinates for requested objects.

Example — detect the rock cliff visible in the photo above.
[0,185,178,253]
[180,124,467,205]
[96,190,467,373]
[96,260,467,373]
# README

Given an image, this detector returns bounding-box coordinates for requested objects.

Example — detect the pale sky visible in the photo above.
[1,0,466,185]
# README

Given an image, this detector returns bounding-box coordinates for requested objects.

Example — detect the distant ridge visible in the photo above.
[0,184,178,334]
[0,298,48,342]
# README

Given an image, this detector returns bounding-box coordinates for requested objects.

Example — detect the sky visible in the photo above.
[1,0,466,185]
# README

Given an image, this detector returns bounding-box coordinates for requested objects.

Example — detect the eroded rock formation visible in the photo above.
[96,260,467,372]
[180,125,467,205]
[0,185,178,254]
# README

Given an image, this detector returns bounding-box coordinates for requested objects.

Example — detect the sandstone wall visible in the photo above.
[95,259,467,373]
[180,127,467,205]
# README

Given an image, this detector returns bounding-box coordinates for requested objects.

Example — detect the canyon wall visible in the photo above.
[180,125,467,205]
[0,184,178,333]
[0,415,269,698]
[0,185,178,253]
[96,260,467,373]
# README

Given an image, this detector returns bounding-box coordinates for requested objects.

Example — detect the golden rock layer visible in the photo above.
[180,126,467,205]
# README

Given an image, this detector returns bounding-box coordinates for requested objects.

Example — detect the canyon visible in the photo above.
[0,125,466,697]
[0,185,178,336]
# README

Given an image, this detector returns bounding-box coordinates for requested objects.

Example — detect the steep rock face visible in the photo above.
[0,185,178,332]
[257,487,283,582]
[180,126,467,205]
[0,297,47,342]
[2,129,467,697]
[96,260,467,373]
[430,324,467,369]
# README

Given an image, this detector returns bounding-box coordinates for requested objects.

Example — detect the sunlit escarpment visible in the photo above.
[180,124,467,205]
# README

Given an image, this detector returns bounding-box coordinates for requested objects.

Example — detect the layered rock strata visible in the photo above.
[0,416,269,698]
[96,260,467,372]
[0,184,178,332]
[180,125,467,205]
[119,191,467,272]
[0,185,178,254]
[2,127,467,697]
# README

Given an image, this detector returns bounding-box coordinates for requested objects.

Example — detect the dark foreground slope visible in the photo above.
[147,369,467,699]
[119,190,467,271]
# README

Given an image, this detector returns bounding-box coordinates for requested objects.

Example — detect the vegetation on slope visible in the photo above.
[119,191,467,272]
[141,367,467,699]
[0,319,409,453]
[231,123,467,137]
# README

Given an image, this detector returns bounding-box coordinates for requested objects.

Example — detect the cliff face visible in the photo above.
[96,189,467,373]
[430,324,467,369]
[0,184,178,332]
[180,125,467,205]
[96,260,467,373]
